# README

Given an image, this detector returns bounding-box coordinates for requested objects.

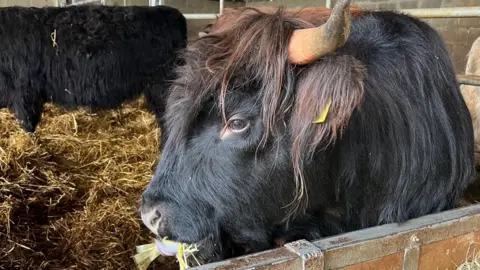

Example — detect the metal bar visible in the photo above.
[219,0,224,14]
[285,240,324,270]
[183,13,219,20]
[398,7,480,18]
[175,7,480,21]
[326,0,332,9]
[457,74,480,86]
[401,235,421,270]
[68,0,101,5]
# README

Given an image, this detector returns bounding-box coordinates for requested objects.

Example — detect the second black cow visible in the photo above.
[0,5,186,132]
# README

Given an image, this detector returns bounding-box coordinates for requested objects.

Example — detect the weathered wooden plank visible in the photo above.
[315,204,480,269]
[191,246,302,270]
[191,204,480,270]
[334,252,403,270]
[192,240,325,270]
[417,231,480,270]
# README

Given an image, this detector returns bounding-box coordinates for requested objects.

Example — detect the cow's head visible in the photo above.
[141,0,365,264]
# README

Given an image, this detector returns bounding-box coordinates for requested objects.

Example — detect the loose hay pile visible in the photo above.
[457,243,480,270]
[458,253,480,270]
[0,99,177,269]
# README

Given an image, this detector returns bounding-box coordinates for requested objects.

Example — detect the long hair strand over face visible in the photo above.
[172,7,365,220]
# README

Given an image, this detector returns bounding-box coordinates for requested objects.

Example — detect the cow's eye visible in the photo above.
[228,118,250,133]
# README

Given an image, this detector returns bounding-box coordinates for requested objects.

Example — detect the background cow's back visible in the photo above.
[0,5,187,132]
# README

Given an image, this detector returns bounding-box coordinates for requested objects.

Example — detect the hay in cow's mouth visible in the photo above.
[134,238,201,270]
[0,98,178,269]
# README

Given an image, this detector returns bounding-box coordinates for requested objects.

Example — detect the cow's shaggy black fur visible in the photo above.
[141,8,475,264]
[0,5,186,132]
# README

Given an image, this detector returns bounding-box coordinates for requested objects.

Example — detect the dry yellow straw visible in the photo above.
[134,238,200,270]
[133,242,161,270]
[457,242,480,270]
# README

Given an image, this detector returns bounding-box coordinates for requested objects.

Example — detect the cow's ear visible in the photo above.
[290,54,365,159]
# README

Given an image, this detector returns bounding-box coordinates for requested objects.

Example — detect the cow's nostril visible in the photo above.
[140,205,172,238]
[141,209,162,236]
[151,210,162,225]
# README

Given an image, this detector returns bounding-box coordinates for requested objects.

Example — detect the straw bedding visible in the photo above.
[0,99,176,269]
[1,98,479,269]
[457,253,480,270]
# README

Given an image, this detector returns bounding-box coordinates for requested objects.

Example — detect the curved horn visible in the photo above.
[288,0,352,65]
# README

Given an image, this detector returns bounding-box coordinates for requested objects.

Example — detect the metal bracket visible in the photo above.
[285,239,324,270]
[402,234,421,270]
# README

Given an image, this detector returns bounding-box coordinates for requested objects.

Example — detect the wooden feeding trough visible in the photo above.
[190,75,480,270]
[192,204,480,270]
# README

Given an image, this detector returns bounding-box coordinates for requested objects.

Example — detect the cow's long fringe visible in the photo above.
[171,7,363,219]
[200,8,310,218]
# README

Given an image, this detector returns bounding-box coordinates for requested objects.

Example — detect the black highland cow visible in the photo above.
[0,5,186,132]
[140,0,475,265]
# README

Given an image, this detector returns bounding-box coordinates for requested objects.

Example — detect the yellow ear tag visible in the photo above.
[312,99,332,123]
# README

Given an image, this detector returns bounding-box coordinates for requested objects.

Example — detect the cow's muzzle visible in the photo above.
[140,200,173,240]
